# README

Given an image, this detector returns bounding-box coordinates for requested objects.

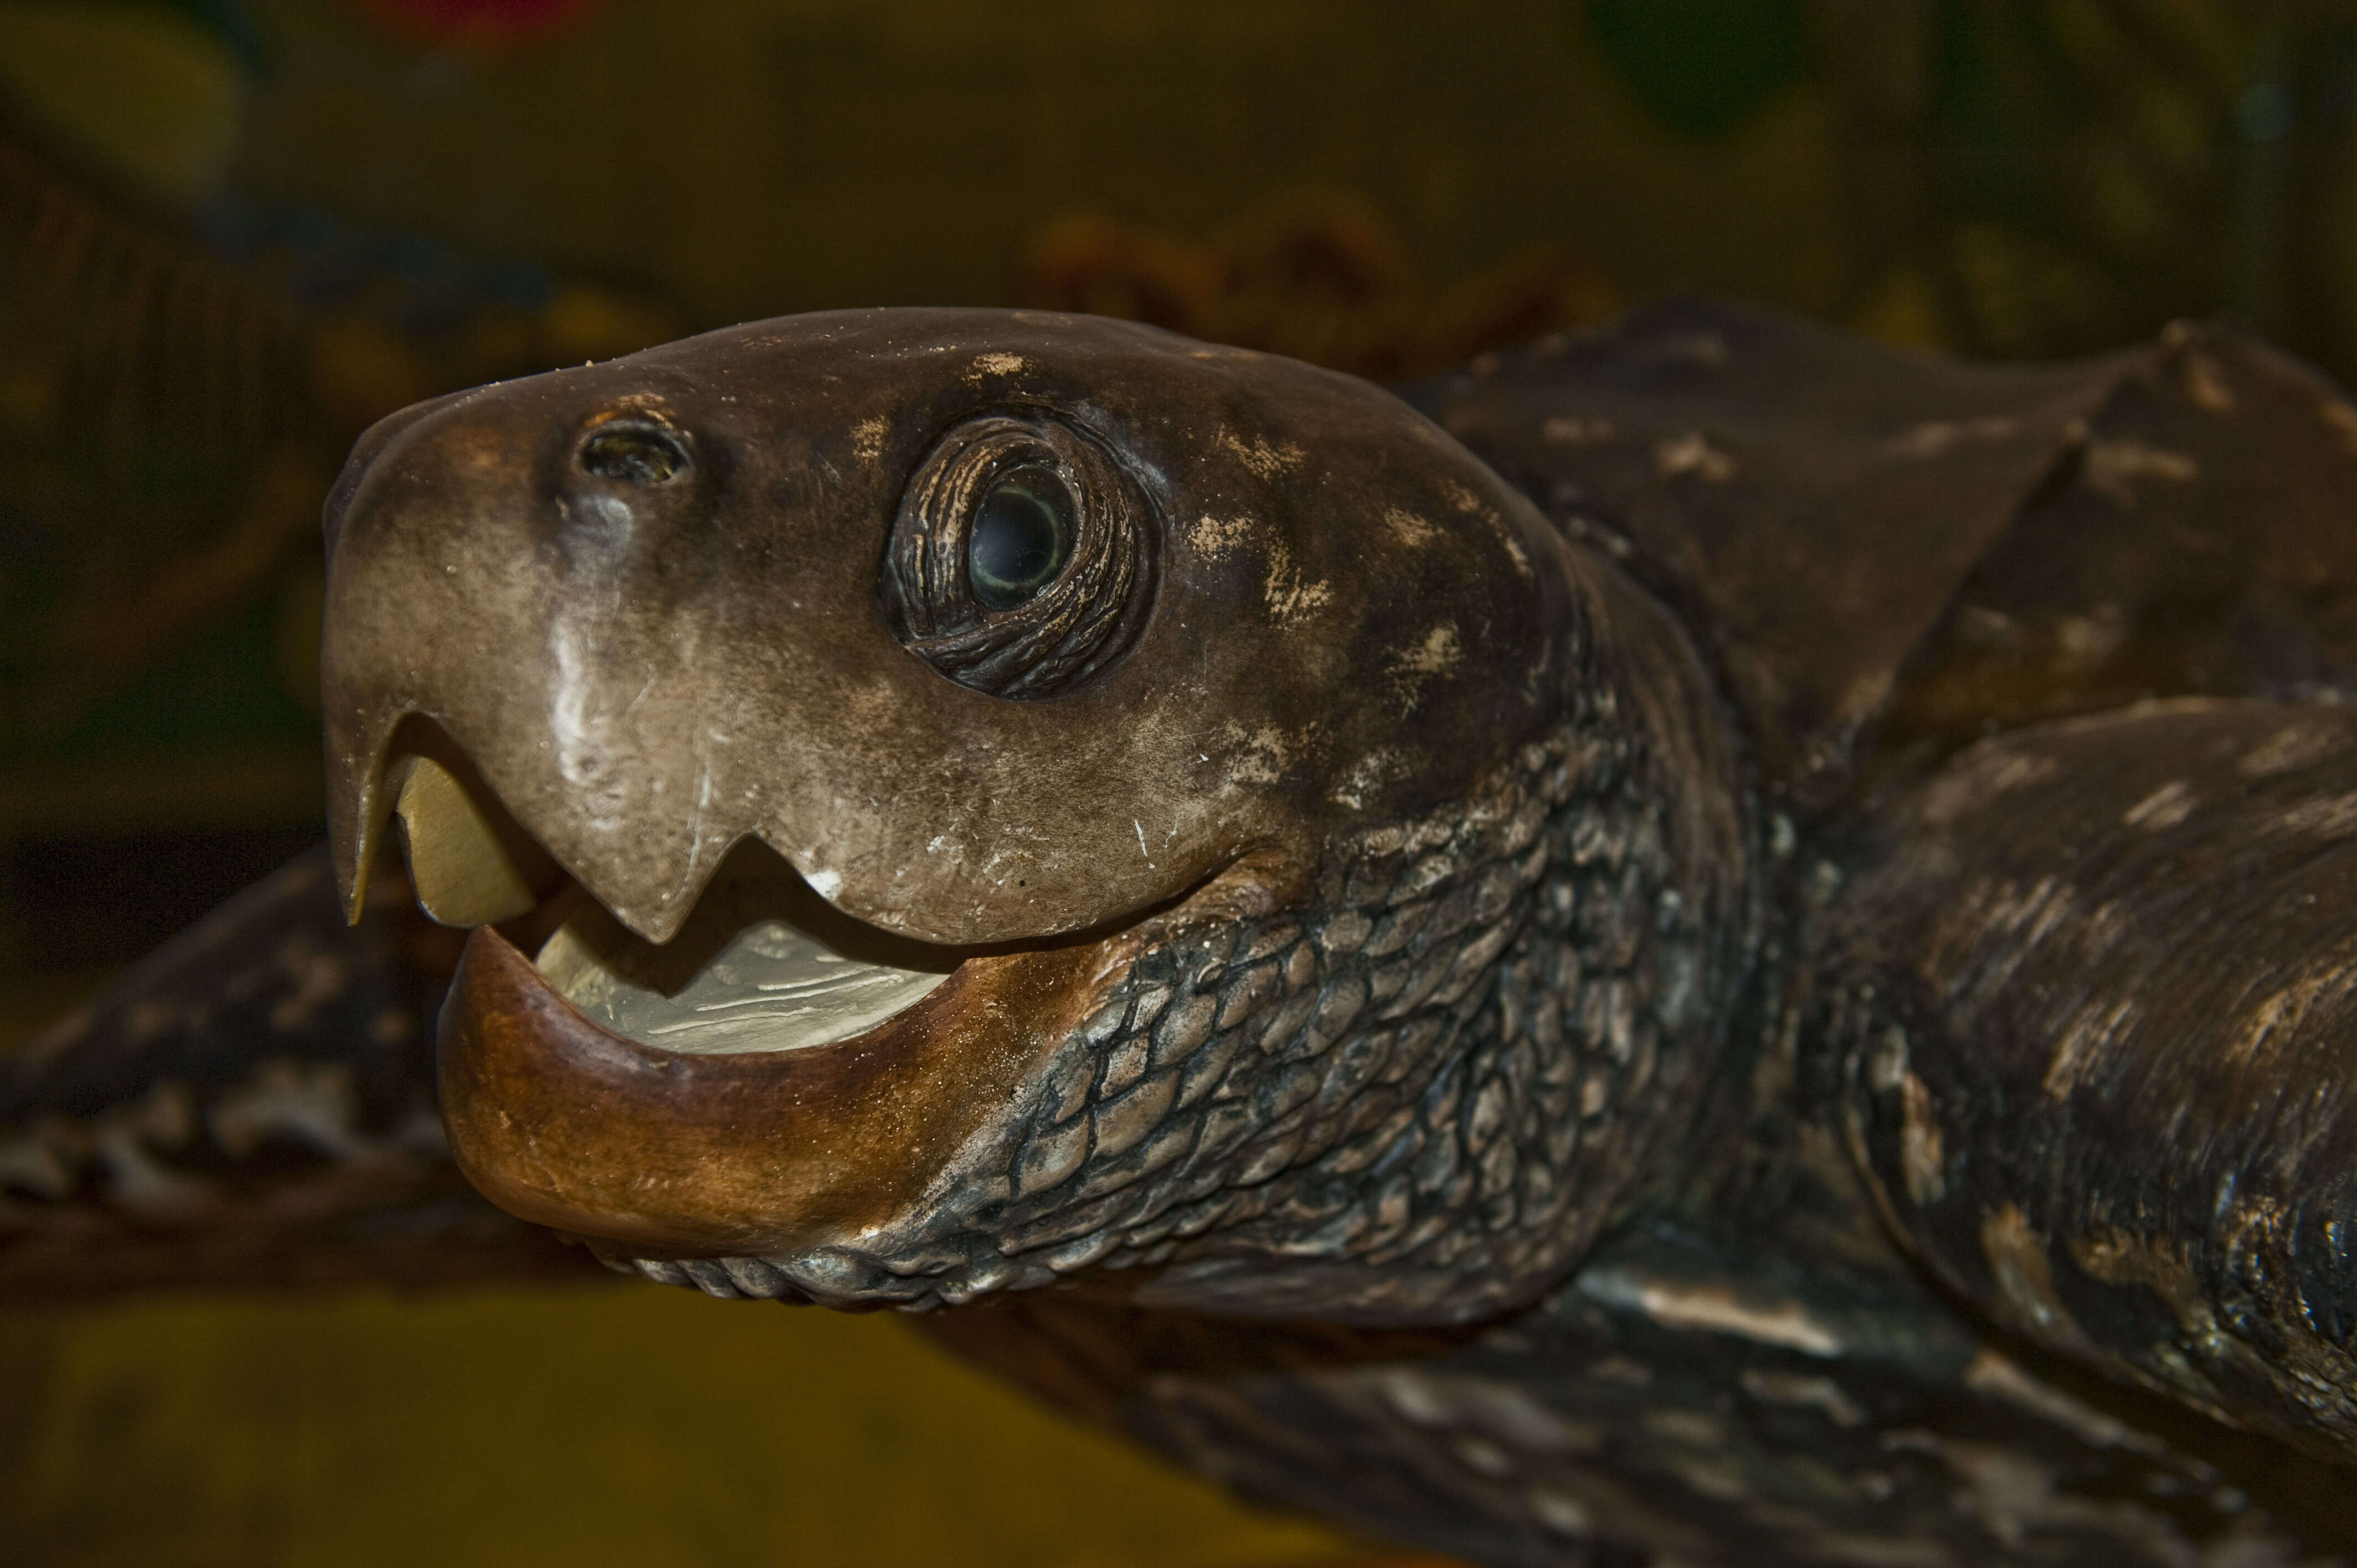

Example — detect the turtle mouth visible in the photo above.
[381,728,964,1061]
[371,728,1134,1257]
[377,726,956,1056]
[532,885,955,1059]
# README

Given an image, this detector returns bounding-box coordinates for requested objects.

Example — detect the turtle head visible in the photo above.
[322,310,1752,1324]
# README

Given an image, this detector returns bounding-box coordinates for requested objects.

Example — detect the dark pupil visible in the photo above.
[580,427,686,484]
[967,467,1074,610]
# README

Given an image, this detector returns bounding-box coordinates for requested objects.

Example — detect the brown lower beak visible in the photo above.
[436,924,1124,1255]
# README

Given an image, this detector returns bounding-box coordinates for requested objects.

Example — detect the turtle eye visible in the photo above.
[967,466,1074,610]
[882,414,1157,700]
[579,424,688,485]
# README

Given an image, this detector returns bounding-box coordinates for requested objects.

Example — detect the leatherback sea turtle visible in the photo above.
[8,299,2357,1565]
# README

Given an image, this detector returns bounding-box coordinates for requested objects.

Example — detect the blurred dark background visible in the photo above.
[2,2,2351,1562]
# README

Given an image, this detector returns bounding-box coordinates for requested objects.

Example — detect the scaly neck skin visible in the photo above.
[600,542,1763,1328]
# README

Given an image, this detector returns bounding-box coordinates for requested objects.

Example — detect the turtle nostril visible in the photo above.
[579,424,689,485]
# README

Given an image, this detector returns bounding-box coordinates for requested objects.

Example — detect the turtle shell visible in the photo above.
[1406,298,2357,811]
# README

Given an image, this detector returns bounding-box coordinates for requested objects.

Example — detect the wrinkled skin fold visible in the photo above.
[11,300,2357,1565]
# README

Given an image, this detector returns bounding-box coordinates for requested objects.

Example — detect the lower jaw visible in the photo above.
[433,902,1131,1258]
[375,728,1169,1263]
[402,757,1295,1275]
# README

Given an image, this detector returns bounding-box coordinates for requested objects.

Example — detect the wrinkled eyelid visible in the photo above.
[880,411,1158,700]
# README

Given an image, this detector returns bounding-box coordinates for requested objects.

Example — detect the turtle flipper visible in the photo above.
[930,1210,2357,1565]
[0,847,594,1297]
[1817,699,2357,1464]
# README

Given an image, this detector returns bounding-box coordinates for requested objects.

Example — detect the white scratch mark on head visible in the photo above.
[549,618,632,834]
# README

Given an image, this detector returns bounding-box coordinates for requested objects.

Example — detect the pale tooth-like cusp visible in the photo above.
[391,754,555,926]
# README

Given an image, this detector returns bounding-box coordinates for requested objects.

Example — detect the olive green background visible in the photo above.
[1,1287,1366,1568]
[222,0,1844,329]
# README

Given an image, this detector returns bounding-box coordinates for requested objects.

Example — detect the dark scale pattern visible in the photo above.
[1815,700,2357,1469]
[1109,1221,2351,1568]
[622,698,1746,1323]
